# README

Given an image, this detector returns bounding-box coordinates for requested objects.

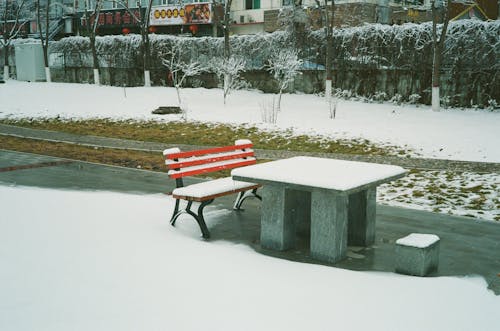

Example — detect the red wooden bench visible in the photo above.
[163,139,261,238]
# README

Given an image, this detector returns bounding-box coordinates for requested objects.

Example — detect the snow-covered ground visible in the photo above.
[378,170,499,221]
[0,185,499,331]
[1,81,499,163]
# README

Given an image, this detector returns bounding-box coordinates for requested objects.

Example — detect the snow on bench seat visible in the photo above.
[172,177,260,201]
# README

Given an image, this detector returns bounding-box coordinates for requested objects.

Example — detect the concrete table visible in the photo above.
[232,156,407,263]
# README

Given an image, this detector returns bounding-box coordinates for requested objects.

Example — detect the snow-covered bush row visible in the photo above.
[47,20,499,73]
[308,20,499,107]
[308,20,499,72]
[48,31,292,71]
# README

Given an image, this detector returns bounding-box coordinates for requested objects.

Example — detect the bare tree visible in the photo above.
[211,0,246,104]
[35,0,52,82]
[1,0,29,80]
[162,39,205,110]
[431,0,450,111]
[266,48,303,113]
[278,3,309,52]
[82,0,103,85]
[318,0,335,103]
[115,0,154,87]
[210,56,246,105]
[223,0,232,59]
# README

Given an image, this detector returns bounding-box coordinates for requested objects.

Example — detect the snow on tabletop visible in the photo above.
[172,177,256,198]
[235,139,252,145]
[1,185,499,331]
[232,156,407,191]
[396,233,440,248]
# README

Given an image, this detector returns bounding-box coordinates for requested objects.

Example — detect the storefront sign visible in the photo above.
[150,3,212,26]
[80,9,143,28]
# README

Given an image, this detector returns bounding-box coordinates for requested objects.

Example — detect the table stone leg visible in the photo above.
[348,187,376,246]
[310,190,348,263]
[260,185,296,251]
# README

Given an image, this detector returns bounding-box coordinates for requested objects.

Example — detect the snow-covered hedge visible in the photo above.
[45,20,499,107]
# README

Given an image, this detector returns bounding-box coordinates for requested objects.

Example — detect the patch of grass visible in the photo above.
[0,118,405,156]
[1,136,164,171]
[412,190,425,198]
[460,185,485,194]
[467,195,487,210]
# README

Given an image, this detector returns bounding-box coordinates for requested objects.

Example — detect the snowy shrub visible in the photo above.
[334,89,352,99]
[372,91,387,103]
[441,96,451,109]
[408,94,421,104]
[161,39,206,107]
[188,78,204,88]
[266,48,303,112]
[209,56,247,104]
[487,99,499,111]
[390,94,403,105]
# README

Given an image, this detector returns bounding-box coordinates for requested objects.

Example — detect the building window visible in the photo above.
[245,0,260,10]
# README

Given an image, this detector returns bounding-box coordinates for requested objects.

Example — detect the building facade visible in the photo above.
[2,0,498,40]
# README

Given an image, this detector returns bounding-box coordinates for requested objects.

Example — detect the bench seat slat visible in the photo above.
[172,177,260,201]
[166,144,253,160]
[166,150,255,169]
[168,157,256,179]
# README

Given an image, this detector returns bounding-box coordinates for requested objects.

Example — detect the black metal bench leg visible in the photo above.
[233,188,262,210]
[233,191,245,210]
[170,199,181,226]
[185,200,213,239]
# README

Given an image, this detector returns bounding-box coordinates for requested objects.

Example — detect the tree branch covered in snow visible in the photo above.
[266,48,303,112]
[161,38,205,107]
[209,56,246,105]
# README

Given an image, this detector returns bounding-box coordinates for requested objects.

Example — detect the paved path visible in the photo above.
[1,123,499,173]
[1,149,499,295]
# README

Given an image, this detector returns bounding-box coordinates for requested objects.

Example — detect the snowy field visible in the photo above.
[0,185,499,331]
[1,81,499,163]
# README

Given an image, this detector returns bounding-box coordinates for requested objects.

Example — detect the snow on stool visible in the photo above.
[395,233,440,277]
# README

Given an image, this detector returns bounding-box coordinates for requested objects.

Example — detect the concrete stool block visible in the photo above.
[395,233,440,276]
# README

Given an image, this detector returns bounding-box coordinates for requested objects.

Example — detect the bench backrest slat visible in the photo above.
[166,150,255,170]
[168,158,256,179]
[164,141,256,180]
[165,143,253,160]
